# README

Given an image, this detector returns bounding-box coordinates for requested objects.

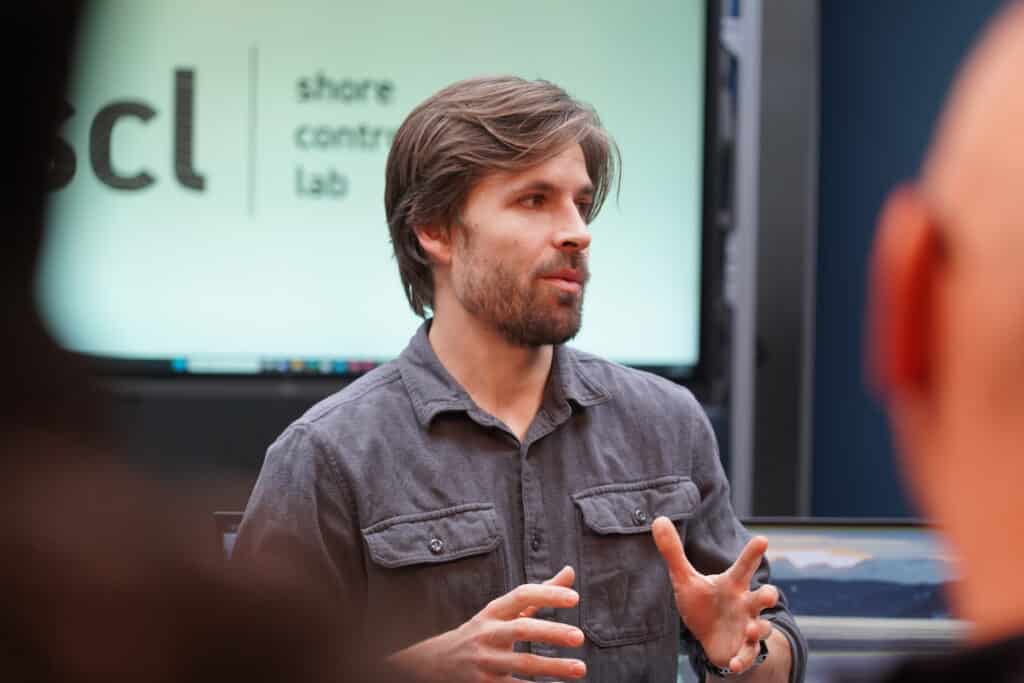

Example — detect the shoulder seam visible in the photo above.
[291,420,360,524]
[302,366,403,425]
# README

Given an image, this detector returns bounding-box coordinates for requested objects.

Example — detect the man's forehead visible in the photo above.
[476,144,593,194]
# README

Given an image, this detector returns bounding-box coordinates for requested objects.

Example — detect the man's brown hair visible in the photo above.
[384,75,618,317]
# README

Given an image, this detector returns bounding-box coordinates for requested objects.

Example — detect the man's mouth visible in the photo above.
[540,269,586,293]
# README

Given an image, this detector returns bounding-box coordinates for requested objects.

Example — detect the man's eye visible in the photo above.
[575,200,593,215]
[519,194,545,208]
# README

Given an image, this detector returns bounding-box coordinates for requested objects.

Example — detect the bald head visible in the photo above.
[873,0,1024,427]
[915,0,1024,421]
[869,0,1024,641]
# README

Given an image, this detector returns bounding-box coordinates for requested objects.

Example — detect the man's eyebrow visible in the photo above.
[507,179,595,195]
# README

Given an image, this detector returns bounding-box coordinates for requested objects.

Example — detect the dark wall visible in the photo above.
[813,0,1004,516]
[104,378,344,511]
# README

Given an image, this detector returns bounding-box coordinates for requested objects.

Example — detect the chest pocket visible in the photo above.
[572,476,700,647]
[361,503,508,648]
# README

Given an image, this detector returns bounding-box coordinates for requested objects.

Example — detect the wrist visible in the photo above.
[386,632,443,677]
[693,638,768,679]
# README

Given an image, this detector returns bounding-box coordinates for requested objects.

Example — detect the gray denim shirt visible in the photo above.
[234,323,807,682]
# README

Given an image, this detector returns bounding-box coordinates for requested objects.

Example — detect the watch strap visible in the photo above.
[695,638,768,679]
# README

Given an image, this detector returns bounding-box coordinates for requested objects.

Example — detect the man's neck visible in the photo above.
[942,499,1024,647]
[926,440,1024,647]
[427,308,553,441]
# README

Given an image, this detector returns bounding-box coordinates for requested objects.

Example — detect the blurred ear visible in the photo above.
[413,223,453,267]
[866,185,946,404]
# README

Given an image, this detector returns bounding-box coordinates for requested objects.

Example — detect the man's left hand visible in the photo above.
[651,516,780,675]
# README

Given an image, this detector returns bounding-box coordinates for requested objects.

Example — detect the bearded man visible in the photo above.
[234,76,806,683]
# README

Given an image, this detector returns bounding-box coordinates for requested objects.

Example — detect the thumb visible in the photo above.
[651,516,697,587]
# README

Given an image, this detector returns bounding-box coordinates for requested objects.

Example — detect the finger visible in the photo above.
[745,618,774,643]
[484,583,579,620]
[651,516,697,585]
[520,566,576,618]
[725,535,768,586]
[492,617,585,648]
[747,584,779,614]
[484,652,587,680]
[728,639,761,674]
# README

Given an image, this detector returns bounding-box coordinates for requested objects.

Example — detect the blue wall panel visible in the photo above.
[813,0,1003,516]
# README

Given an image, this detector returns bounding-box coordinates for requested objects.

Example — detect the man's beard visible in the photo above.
[453,246,589,348]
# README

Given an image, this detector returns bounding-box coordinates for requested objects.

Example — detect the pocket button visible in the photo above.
[632,508,648,525]
[428,537,445,554]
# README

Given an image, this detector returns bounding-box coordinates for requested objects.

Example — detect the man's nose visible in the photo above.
[553,204,591,252]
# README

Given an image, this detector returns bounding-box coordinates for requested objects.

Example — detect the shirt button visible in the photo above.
[531,534,542,551]
[428,537,445,554]
[632,508,649,525]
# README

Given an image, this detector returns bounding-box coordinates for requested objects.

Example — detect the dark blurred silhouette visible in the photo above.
[1,4,378,681]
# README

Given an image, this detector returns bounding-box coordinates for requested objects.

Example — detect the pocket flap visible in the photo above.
[572,476,699,535]
[362,503,501,568]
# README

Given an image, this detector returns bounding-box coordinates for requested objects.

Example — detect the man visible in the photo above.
[234,76,806,682]
[851,1,1024,680]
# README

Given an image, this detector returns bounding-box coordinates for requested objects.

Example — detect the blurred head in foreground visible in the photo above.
[1,4,375,681]
[869,0,1024,648]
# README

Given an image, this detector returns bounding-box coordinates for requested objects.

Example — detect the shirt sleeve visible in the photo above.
[231,423,368,645]
[681,400,809,683]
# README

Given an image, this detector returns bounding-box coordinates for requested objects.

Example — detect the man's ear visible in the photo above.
[414,223,453,266]
[866,185,946,403]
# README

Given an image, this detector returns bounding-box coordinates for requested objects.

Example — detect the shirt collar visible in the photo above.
[398,320,610,428]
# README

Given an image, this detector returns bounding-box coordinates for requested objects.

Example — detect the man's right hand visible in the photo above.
[386,566,586,683]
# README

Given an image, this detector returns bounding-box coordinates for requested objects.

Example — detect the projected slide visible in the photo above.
[39,0,707,375]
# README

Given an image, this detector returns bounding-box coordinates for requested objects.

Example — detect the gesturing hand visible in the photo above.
[387,566,587,683]
[651,517,779,675]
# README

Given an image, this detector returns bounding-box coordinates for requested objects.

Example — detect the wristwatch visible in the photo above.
[694,639,768,679]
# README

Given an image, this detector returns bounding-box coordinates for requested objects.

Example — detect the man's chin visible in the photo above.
[550,316,583,345]
[506,315,583,347]
[547,304,584,342]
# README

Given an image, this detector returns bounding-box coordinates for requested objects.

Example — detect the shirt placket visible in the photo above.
[520,409,563,660]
